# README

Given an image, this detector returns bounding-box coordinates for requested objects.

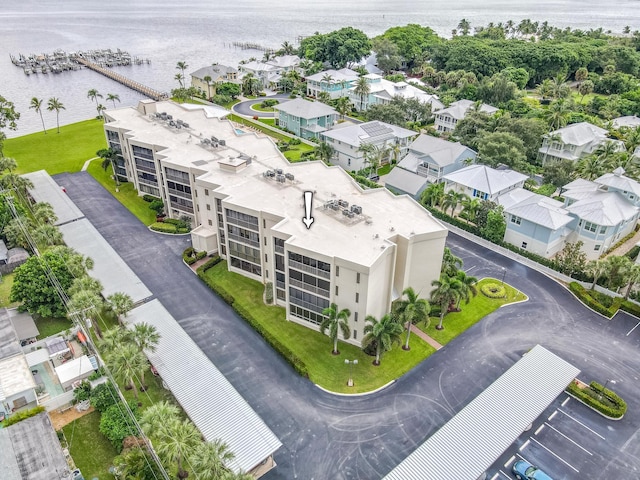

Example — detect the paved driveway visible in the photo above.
[55,172,640,480]
[233,93,291,117]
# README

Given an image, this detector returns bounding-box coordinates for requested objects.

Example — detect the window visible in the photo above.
[595,244,601,251]
[336,266,339,277]
[600,226,606,234]
[264,237,267,246]
[356,272,360,284]
[264,253,268,263]
[266,270,269,278]
[521,242,528,249]
[354,312,358,322]
[208,219,212,226]
[348,159,351,166]
[335,285,339,295]
[355,292,359,303]
[205,188,209,196]
[353,330,357,340]
[510,215,522,225]
[206,204,211,211]
[263,219,266,228]
[583,221,598,233]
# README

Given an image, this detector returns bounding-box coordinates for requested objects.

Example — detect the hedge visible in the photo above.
[196,262,309,378]
[620,299,640,317]
[142,194,160,203]
[2,406,45,427]
[151,223,189,234]
[569,282,619,318]
[200,256,223,272]
[480,283,506,298]
[566,380,626,418]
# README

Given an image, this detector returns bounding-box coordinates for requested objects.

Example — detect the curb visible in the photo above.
[147,225,191,236]
[314,379,396,397]
[564,391,624,421]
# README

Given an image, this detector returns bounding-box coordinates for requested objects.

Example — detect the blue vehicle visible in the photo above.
[512,460,553,480]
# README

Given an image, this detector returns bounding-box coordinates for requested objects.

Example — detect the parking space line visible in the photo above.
[498,470,512,479]
[535,424,545,435]
[557,409,606,439]
[504,455,516,468]
[562,396,570,407]
[491,474,500,480]
[544,422,593,455]
[548,411,557,421]
[530,437,579,473]
[626,319,640,336]
[519,439,530,451]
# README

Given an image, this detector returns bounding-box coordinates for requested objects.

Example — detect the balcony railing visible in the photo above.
[171,203,194,214]
[289,278,330,298]
[226,216,259,231]
[288,259,330,279]
[274,244,284,254]
[289,296,326,314]
[167,187,192,200]
[227,232,260,248]
[276,280,285,290]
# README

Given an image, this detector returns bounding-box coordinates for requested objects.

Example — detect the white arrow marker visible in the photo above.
[302,191,314,229]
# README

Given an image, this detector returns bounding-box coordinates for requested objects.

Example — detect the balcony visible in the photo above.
[227,232,260,248]
[226,216,259,231]
[289,278,330,298]
[167,187,192,200]
[274,244,284,254]
[288,259,330,279]
[289,296,326,314]
[171,203,194,214]
[276,280,285,290]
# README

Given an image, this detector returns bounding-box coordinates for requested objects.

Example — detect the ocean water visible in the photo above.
[1,0,639,137]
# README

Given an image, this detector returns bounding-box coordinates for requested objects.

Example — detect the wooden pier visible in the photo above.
[231,41,275,55]
[74,57,168,101]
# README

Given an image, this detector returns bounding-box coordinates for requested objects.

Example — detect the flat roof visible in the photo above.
[23,170,84,226]
[0,354,36,400]
[0,412,70,480]
[0,309,21,359]
[55,355,95,385]
[126,300,282,474]
[59,218,152,304]
[384,345,580,480]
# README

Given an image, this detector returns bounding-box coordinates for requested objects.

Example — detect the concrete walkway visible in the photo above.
[81,157,98,171]
[603,227,640,259]
[408,323,443,350]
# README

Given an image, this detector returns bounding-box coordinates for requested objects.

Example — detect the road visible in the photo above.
[232,94,291,117]
[56,171,640,480]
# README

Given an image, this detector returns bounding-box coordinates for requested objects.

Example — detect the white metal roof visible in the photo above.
[444,164,528,195]
[126,300,282,474]
[23,170,84,226]
[59,218,152,304]
[273,97,337,119]
[384,345,580,480]
[54,355,95,385]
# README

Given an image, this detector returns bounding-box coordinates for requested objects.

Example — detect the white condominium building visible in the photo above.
[104,100,447,346]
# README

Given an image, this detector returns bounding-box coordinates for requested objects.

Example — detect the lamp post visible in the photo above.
[501,267,506,285]
[345,359,358,387]
[600,379,616,402]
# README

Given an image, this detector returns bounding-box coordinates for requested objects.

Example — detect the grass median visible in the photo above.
[199,260,436,393]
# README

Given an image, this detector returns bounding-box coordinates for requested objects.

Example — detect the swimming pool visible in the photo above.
[235,128,246,135]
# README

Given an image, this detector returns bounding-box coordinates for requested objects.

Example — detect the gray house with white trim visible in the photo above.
[273,98,338,140]
[538,122,624,165]
[443,164,527,202]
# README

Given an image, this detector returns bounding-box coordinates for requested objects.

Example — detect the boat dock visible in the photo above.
[74,57,168,101]
[231,41,275,55]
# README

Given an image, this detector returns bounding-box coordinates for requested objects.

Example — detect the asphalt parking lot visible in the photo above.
[489,392,628,480]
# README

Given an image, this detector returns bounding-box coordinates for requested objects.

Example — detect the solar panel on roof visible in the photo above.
[361,122,393,137]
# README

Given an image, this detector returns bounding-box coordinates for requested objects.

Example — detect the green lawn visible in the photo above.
[0,272,19,308]
[251,103,277,112]
[419,278,526,345]
[62,411,118,480]
[118,366,176,410]
[34,316,73,339]
[377,163,394,176]
[86,160,156,226]
[201,261,436,393]
[4,119,106,175]
[284,144,314,162]
[259,118,276,126]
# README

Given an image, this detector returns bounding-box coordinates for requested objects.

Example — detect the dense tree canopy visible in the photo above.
[299,27,371,68]
[374,24,442,67]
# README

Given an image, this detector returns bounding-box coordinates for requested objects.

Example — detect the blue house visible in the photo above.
[273,98,338,140]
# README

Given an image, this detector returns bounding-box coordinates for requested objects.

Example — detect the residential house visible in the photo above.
[305,68,360,99]
[239,55,301,90]
[190,63,240,97]
[273,98,338,140]
[319,120,417,173]
[385,134,477,199]
[538,122,624,165]
[354,52,384,75]
[498,167,640,260]
[434,99,498,133]
[612,115,640,129]
[349,74,444,112]
[443,164,528,202]
[104,100,448,347]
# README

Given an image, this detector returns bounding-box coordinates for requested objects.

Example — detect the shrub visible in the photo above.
[150,223,178,233]
[265,282,274,304]
[480,283,506,298]
[148,200,164,215]
[99,402,139,451]
[88,367,105,380]
[625,245,640,262]
[566,380,626,418]
[199,256,222,273]
[90,382,118,412]
[288,137,301,145]
[260,99,279,108]
[142,194,160,203]
[195,251,207,260]
[620,299,640,318]
[2,406,45,427]
[73,381,92,403]
[536,183,557,197]
[569,282,617,318]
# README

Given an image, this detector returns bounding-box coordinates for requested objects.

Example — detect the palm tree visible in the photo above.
[0,156,17,173]
[106,93,120,108]
[353,76,371,111]
[107,292,134,324]
[317,91,331,104]
[458,18,471,35]
[574,154,607,180]
[68,275,102,297]
[430,274,463,330]
[47,97,65,133]
[335,96,352,120]
[315,142,334,163]
[441,247,463,277]
[362,314,404,365]
[203,75,213,99]
[114,446,162,480]
[544,99,571,131]
[154,418,201,478]
[97,147,121,189]
[460,196,481,223]
[29,97,46,134]
[107,343,147,401]
[33,201,57,224]
[1,173,33,199]
[99,326,132,357]
[96,103,106,120]
[395,287,430,351]
[32,224,63,247]
[189,440,235,480]
[540,132,563,164]
[174,73,185,88]
[421,182,445,208]
[140,400,180,434]
[87,88,102,107]
[624,265,640,300]
[242,73,260,96]
[320,303,351,354]
[68,288,105,338]
[321,73,334,87]
[176,61,188,87]
[281,41,295,55]
[585,259,607,290]
[132,322,160,353]
[549,75,570,99]
[443,190,467,217]
[454,270,478,308]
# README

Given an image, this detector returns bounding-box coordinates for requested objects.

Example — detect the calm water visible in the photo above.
[1,0,639,137]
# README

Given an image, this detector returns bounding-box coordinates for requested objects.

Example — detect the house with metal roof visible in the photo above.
[612,115,640,129]
[538,121,624,165]
[348,73,444,112]
[305,68,360,99]
[443,164,527,202]
[239,55,301,89]
[385,134,476,198]
[434,99,498,133]
[273,98,338,139]
[319,120,417,172]
[190,63,240,98]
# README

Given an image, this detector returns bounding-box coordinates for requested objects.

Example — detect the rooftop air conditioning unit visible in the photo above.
[285,173,294,181]
[219,139,226,146]
[276,174,286,183]
[183,122,189,128]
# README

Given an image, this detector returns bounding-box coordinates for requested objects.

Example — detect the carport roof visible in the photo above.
[126,300,282,474]
[23,170,84,226]
[383,345,580,480]
[59,218,152,304]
